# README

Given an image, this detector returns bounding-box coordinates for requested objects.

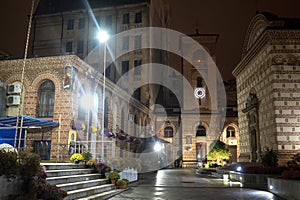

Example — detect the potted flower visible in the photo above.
[70,153,84,164]
[116,179,129,189]
[108,171,120,184]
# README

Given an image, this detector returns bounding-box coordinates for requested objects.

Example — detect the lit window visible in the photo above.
[37,80,55,117]
[226,126,235,138]
[164,126,173,138]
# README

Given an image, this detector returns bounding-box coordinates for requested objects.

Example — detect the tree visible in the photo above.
[207,141,231,166]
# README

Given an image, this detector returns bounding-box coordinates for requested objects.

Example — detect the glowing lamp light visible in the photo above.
[236,166,242,172]
[97,30,109,43]
[269,185,273,190]
[154,142,162,152]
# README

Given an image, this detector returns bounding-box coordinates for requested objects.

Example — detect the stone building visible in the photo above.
[154,31,239,167]
[0,55,150,161]
[233,13,300,165]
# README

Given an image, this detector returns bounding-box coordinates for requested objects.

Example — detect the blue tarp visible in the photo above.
[0,128,25,147]
[0,115,59,147]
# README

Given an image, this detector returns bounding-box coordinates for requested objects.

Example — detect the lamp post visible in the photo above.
[97,30,109,161]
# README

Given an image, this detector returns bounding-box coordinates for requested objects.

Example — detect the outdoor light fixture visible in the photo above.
[97,30,109,43]
[154,142,162,152]
[236,166,242,172]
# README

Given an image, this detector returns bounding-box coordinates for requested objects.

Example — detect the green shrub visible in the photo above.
[0,150,18,180]
[108,171,120,180]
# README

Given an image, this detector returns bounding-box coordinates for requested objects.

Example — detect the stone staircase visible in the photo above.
[42,163,125,200]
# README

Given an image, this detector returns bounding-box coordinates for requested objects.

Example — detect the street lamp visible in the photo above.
[97,30,109,161]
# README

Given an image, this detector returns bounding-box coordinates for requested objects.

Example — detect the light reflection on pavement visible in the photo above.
[109,168,285,200]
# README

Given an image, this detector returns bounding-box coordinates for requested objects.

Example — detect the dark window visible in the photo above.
[197,77,203,87]
[226,126,235,138]
[77,40,84,54]
[105,15,112,29]
[105,64,111,79]
[196,125,206,136]
[133,88,141,101]
[134,60,142,75]
[122,36,129,50]
[104,99,108,129]
[123,13,130,24]
[134,35,142,49]
[135,12,142,23]
[121,60,129,76]
[78,18,85,29]
[164,126,173,138]
[66,41,73,52]
[37,80,55,117]
[67,19,74,30]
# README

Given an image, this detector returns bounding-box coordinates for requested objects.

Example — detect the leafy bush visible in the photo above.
[281,168,300,180]
[0,150,18,180]
[0,151,67,199]
[261,148,278,167]
[116,178,129,186]
[82,151,92,162]
[108,171,120,180]
[207,141,231,166]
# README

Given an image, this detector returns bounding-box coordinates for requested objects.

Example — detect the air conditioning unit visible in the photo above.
[6,95,21,106]
[7,83,22,94]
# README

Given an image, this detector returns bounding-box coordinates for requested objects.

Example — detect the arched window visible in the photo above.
[37,80,55,117]
[226,126,235,138]
[196,125,206,136]
[164,126,173,138]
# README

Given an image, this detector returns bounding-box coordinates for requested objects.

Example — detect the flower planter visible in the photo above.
[267,177,300,200]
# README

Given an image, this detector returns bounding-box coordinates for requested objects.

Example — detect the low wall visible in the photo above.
[0,176,22,200]
[268,177,300,200]
[229,171,277,190]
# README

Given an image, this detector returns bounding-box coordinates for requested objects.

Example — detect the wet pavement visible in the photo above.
[109,168,285,200]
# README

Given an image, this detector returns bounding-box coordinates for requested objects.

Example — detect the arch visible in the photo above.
[31,72,61,93]
[36,79,55,117]
[226,126,236,138]
[242,13,271,57]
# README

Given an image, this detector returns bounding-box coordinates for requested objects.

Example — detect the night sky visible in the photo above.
[1,0,300,80]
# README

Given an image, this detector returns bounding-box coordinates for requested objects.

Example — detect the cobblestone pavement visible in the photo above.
[109,168,285,200]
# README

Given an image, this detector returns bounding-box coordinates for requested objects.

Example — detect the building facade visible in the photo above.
[0,55,150,162]
[233,13,300,165]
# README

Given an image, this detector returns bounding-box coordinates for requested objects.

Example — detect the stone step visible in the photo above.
[47,173,101,185]
[64,184,116,200]
[56,179,108,191]
[77,189,127,200]
[41,162,86,170]
[46,168,93,177]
